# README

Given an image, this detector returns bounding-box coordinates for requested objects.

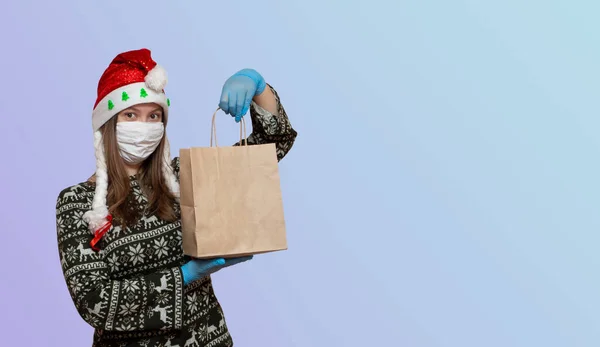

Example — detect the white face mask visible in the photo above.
[116,122,165,165]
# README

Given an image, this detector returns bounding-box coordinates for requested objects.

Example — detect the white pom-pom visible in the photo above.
[145,64,168,91]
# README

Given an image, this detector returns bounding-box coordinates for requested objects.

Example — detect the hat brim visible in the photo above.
[92,82,169,132]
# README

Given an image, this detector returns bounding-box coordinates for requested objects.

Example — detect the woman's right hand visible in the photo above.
[181,256,253,285]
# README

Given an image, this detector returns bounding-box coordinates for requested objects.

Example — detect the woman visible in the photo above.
[56,48,297,347]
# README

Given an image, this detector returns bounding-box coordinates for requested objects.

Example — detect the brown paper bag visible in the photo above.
[179,108,288,258]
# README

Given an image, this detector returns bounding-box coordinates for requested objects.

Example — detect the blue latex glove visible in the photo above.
[219,69,266,122]
[180,256,253,285]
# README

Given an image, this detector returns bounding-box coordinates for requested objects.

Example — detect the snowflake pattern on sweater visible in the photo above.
[56,85,297,347]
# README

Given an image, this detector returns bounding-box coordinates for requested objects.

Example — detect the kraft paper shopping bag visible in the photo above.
[179,108,287,258]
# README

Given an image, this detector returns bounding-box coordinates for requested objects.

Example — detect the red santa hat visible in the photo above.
[83,48,180,238]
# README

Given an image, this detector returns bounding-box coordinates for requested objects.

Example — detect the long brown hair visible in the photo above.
[93,116,178,228]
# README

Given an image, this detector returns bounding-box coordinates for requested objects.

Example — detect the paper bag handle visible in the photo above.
[210,107,248,147]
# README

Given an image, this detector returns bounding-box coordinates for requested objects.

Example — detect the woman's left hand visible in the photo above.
[219,69,267,122]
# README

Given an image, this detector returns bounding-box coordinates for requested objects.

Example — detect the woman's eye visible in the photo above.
[125,113,135,118]
[151,113,161,119]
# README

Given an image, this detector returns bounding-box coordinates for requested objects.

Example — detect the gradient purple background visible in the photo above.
[2,1,600,346]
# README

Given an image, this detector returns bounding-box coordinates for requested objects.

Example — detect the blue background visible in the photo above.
[1,1,599,346]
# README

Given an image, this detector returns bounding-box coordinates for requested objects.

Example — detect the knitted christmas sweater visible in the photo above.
[56,85,297,347]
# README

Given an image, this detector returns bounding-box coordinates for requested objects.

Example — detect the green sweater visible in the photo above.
[56,85,297,347]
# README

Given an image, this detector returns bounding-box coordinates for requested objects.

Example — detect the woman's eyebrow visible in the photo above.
[123,107,139,113]
[121,106,162,113]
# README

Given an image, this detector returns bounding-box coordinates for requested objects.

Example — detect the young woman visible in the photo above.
[56,48,297,347]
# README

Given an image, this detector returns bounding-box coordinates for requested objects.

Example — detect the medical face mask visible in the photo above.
[116,122,165,165]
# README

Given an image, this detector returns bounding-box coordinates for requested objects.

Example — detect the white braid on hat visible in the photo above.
[162,136,180,199]
[82,131,111,231]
